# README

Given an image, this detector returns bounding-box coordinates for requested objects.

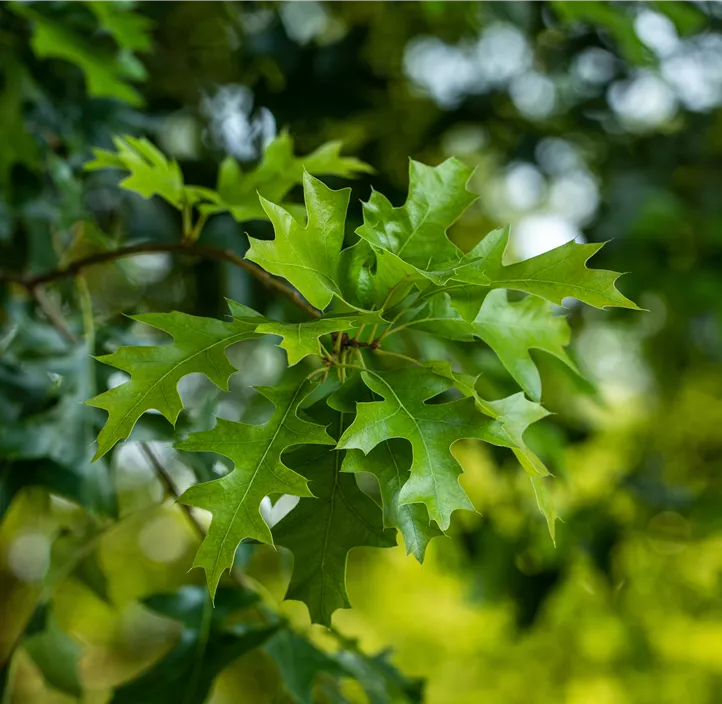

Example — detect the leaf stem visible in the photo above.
[373,348,422,366]
[382,317,451,339]
[354,347,367,369]
[30,285,76,344]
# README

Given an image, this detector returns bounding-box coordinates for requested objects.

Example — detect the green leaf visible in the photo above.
[530,475,559,543]
[342,441,441,562]
[247,173,350,310]
[550,1,652,66]
[472,290,580,402]
[424,361,557,537]
[476,229,640,310]
[337,368,511,530]
[335,648,424,704]
[212,130,372,222]
[356,158,476,283]
[338,240,417,311]
[0,339,115,516]
[23,612,82,697]
[331,377,441,562]
[273,408,396,626]
[87,3,154,53]
[85,136,186,207]
[111,586,275,704]
[177,380,334,599]
[12,7,144,105]
[87,309,260,460]
[0,61,41,187]
[256,318,357,366]
[266,628,343,704]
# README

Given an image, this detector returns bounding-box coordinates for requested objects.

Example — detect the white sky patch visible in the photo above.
[504,163,545,211]
[548,170,600,226]
[608,71,677,130]
[510,72,556,120]
[635,10,679,57]
[513,213,582,261]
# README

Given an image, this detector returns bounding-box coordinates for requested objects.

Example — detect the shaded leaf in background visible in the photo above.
[336,648,424,704]
[11,5,144,105]
[0,339,115,517]
[23,609,82,698]
[266,627,343,704]
[111,586,275,704]
[273,409,396,626]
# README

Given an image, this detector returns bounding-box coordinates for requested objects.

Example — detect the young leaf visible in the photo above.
[273,410,396,626]
[256,318,357,365]
[87,309,260,460]
[356,159,475,280]
[247,173,350,310]
[85,136,186,206]
[176,381,334,599]
[472,290,580,402]
[337,368,511,531]
[212,130,372,222]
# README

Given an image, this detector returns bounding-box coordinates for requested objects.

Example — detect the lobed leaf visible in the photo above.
[248,172,350,310]
[87,308,260,460]
[337,367,512,531]
[273,409,396,626]
[177,381,334,599]
[472,289,581,402]
[454,226,640,311]
[256,318,358,366]
[211,130,372,222]
[355,158,476,286]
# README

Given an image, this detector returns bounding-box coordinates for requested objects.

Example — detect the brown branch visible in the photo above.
[140,442,205,540]
[30,285,77,344]
[140,442,252,589]
[0,242,321,318]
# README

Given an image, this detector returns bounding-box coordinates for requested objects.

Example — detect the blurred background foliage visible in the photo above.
[2,1,722,702]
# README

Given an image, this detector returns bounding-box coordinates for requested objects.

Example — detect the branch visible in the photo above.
[140,442,205,540]
[140,442,252,589]
[30,285,77,344]
[0,242,321,318]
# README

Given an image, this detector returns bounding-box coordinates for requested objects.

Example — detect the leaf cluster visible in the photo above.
[87,151,639,625]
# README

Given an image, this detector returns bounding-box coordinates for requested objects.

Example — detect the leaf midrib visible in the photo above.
[211,384,305,582]
[104,329,251,450]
